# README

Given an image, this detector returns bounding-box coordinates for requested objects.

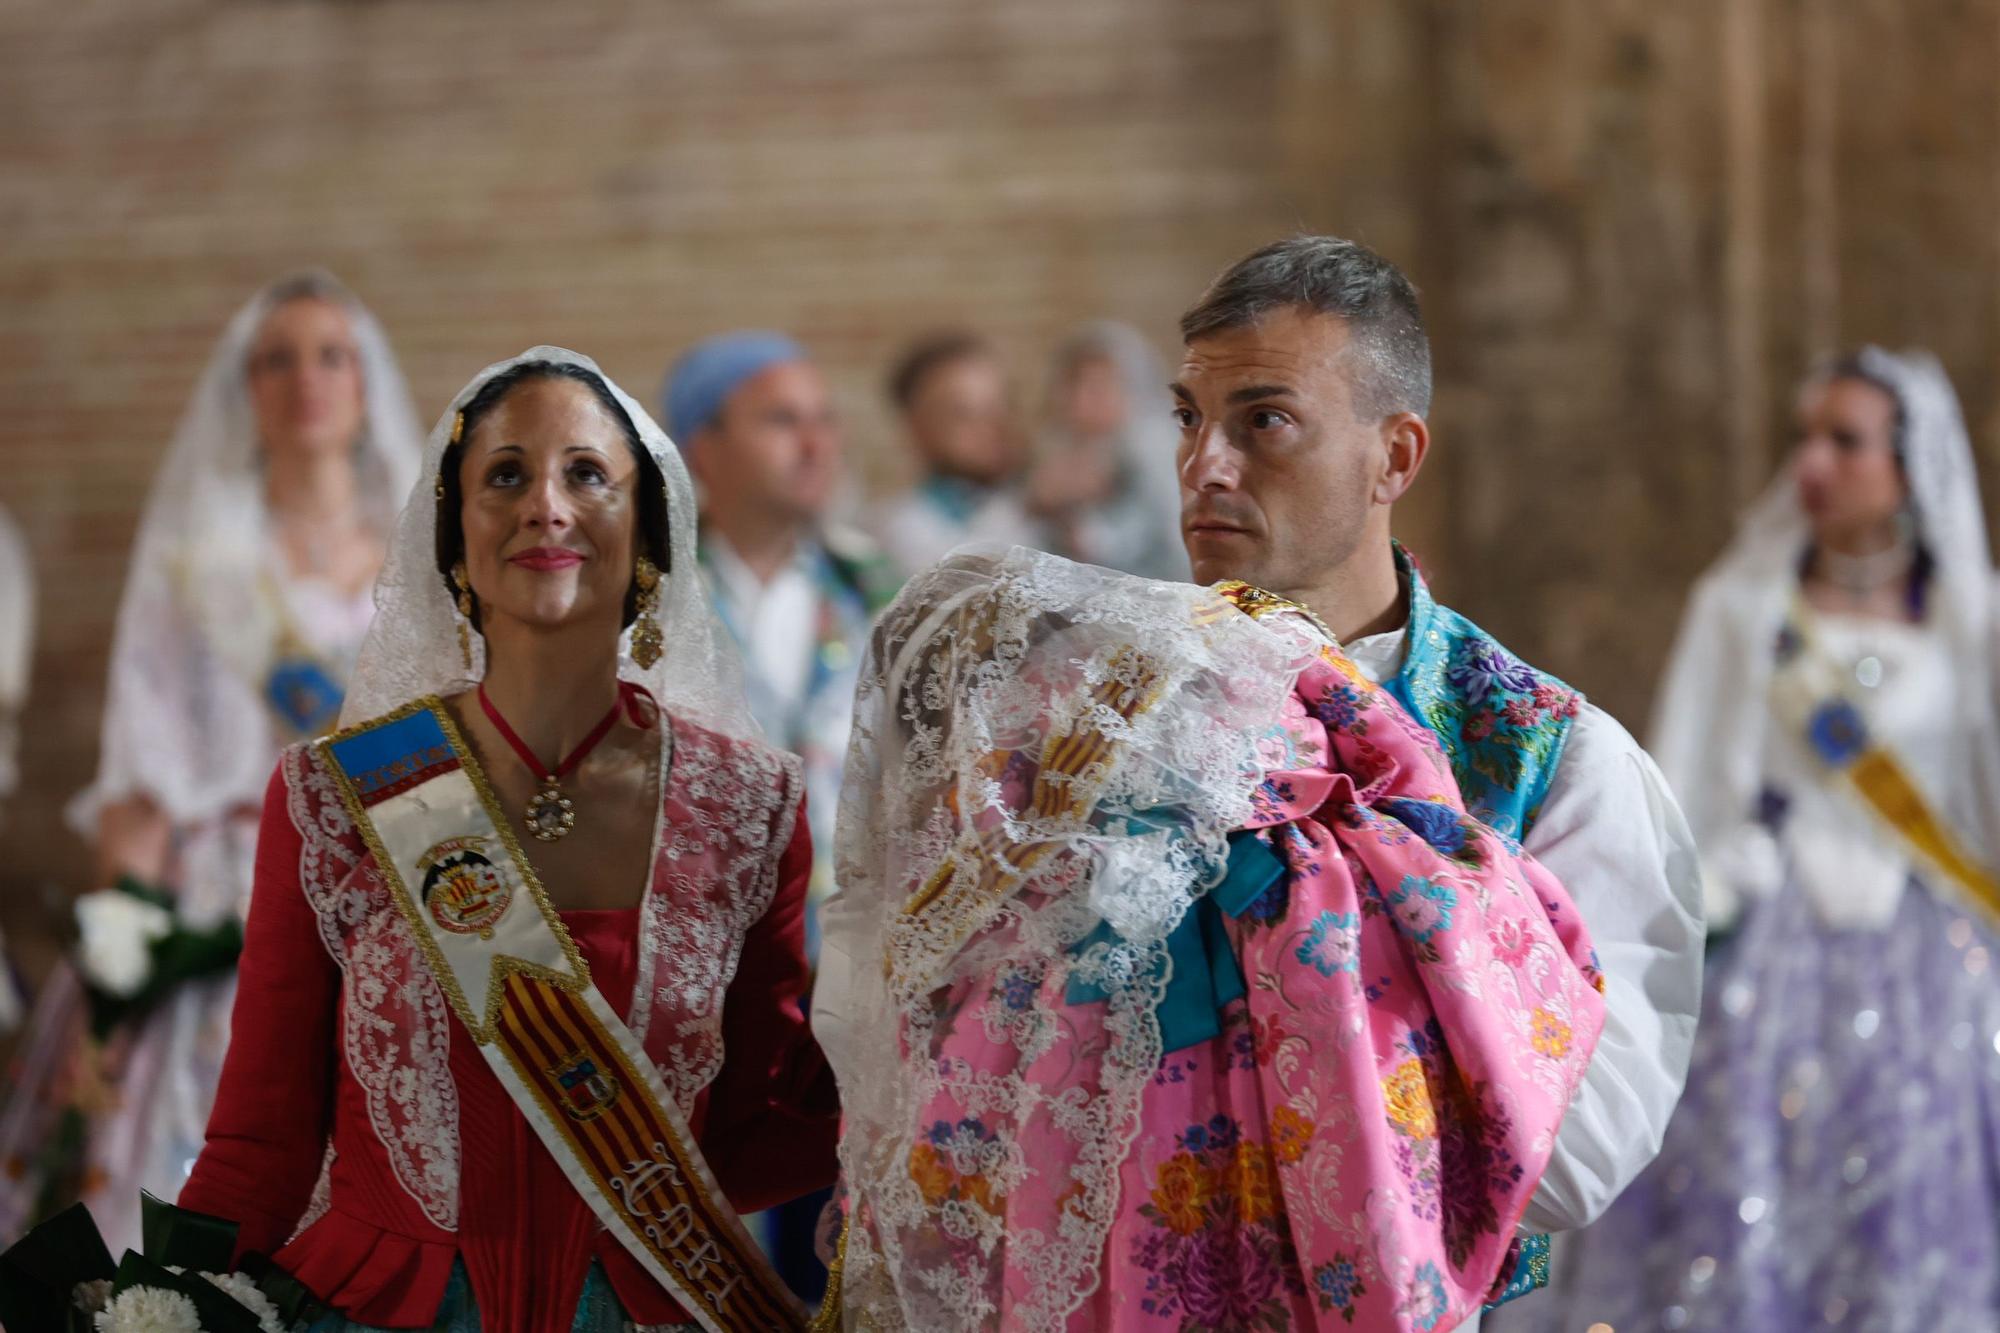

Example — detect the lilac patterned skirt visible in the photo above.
[1499,872,2000,1333]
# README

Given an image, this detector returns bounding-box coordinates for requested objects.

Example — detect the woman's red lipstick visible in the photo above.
[508,547,586,571]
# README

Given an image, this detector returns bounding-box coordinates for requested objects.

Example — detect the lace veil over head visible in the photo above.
[77,272,423,832]
[826,545,1311,1330]
[339,345,758,743]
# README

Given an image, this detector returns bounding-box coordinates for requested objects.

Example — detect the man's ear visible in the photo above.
[1373,412,1430,506]
[684,423,720,488]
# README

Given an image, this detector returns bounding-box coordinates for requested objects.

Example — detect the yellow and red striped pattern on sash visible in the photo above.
[493,971,804,1332]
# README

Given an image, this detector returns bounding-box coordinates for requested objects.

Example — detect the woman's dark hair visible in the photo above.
[1821,352,1910,468]
[435,360,670,629]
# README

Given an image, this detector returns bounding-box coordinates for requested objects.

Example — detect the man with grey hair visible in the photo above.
[1173,235,1704,1325]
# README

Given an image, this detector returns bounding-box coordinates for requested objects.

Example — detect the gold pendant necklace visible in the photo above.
[478,683,625,842]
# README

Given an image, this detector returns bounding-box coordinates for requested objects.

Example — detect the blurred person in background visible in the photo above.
[663,329,895,1301]
[664,330,896,942]
[871,330,1036,575]
[0,504,31,1036]
[1024,320,1186,580]
[2,272,423,1254]
[1540,348,2000,1331]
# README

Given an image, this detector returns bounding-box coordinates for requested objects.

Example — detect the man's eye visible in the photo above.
[1172,407,1197,429]
[1249,409,1287,430]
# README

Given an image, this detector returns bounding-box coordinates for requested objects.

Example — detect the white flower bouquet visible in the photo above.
[72,879,244,1040]
[0,1196,323,1332]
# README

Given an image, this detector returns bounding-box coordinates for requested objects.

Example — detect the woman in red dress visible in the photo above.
[179,347,839,1332]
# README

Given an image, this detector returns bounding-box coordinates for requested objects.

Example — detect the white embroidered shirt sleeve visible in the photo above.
[809,887,869,1096]
[1515,704,1704,1232]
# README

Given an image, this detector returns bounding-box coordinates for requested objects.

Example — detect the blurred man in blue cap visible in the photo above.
[664,332,894,924]
[663,330,892,1299]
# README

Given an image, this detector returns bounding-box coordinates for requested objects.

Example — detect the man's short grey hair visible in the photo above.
[1180,236,1432,419]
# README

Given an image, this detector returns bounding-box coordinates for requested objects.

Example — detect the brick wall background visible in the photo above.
[5,0,1999,947]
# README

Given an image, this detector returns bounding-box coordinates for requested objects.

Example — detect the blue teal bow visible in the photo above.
[1065,831,1287,1053]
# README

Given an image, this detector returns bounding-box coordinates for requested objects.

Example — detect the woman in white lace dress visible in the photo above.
[1542,348,2000,1332]
[65,272,422,1252]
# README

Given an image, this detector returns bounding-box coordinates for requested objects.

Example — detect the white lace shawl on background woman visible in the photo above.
[1647,345,2000,925]
[71,275,423,856]
[339,344,759,743]
[818,546,1310,1330]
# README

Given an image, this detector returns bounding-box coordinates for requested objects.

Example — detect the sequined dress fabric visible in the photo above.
[1540,614,2000,1333]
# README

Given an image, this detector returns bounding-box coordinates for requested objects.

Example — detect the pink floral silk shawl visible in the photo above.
[901,645,1606,1333]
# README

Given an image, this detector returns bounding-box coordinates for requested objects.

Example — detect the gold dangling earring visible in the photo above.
[451,561,476,672]
[630,556,663,669]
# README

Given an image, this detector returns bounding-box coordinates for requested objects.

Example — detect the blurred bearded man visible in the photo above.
[665,331,895,932]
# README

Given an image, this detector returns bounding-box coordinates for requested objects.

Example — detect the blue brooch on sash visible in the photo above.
[1808,699,1870,766]
[265,657,346,737]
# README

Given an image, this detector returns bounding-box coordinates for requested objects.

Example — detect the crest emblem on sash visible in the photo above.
[417,836,513,938]
[549,1047,620,1121]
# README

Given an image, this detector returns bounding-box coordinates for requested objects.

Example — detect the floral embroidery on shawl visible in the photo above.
[1113,651,1603,1331]
[874,638,1605,1331]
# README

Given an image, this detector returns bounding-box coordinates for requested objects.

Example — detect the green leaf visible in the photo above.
[0,1202,115,1332]
[142,1191,239,1273]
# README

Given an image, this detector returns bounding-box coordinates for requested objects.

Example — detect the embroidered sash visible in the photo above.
[1772,599,2000,927]
[318,698,805,1333]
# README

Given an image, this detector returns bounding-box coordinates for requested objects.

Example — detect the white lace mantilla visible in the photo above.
[633,714,803,1107]
[287,743,460,1229]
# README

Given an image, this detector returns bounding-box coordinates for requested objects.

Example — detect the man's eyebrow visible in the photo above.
[1226,384,1295,405]
[1169,381,1195,404]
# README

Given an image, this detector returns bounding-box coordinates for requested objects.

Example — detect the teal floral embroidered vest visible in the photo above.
[1385,548,1581,843]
